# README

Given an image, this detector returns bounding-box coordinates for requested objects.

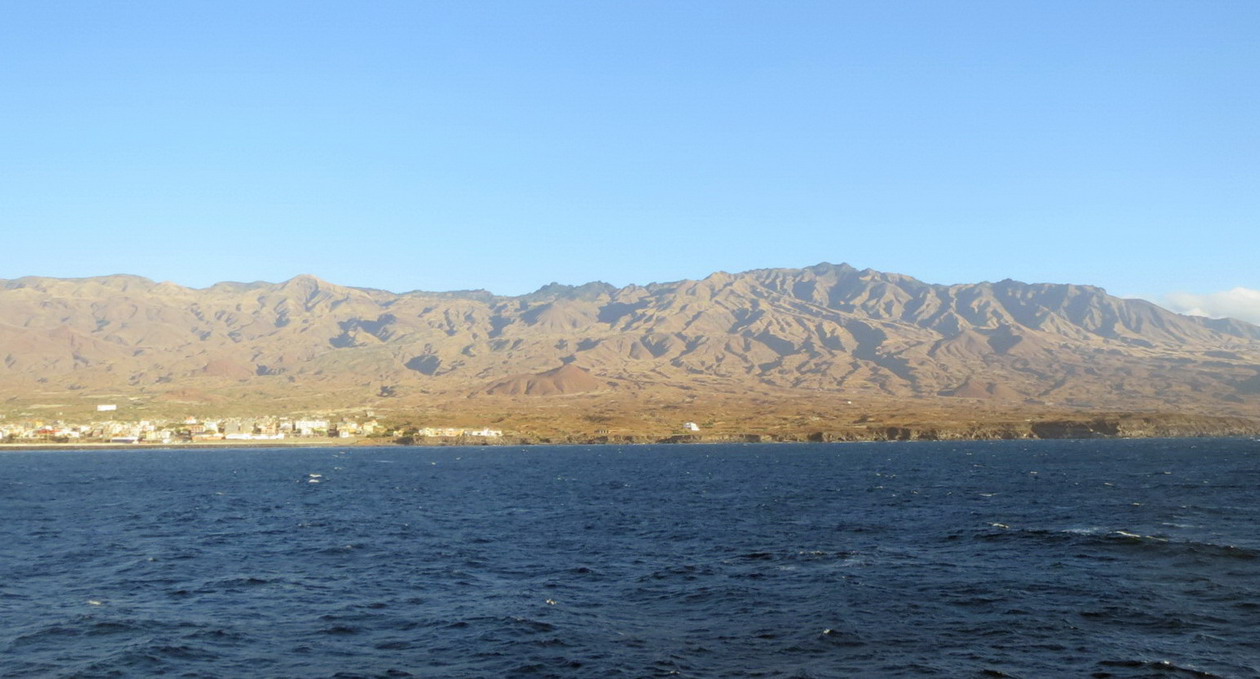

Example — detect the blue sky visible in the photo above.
[2,1,1257,319]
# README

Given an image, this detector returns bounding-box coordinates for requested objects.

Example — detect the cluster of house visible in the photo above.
[186,416,385,441]
[0,415,383,444]
[411,426,504,438]
[0,413,506,444]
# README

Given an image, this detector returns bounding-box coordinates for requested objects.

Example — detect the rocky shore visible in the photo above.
[394,413,1260,446]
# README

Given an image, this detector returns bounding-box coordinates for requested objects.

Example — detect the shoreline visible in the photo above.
[3,429,1259,452]
[0,438,361,451]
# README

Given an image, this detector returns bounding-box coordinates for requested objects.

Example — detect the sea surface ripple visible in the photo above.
[2,438,1259,678]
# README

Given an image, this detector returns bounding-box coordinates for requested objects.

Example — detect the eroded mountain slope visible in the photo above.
[2,263,1257,415]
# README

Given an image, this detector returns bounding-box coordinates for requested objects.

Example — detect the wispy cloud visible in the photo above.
[1165,287,1260,325]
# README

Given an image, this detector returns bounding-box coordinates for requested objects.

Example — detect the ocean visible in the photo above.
[2,439,1258,678]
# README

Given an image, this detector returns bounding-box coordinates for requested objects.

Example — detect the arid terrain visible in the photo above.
[3,263,1259,441]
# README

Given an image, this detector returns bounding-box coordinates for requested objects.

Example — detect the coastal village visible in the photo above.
[0,405,716,446]
[0,405,505,445]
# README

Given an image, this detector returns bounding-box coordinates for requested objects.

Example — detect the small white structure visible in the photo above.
[420,426,465,438]
[97,404,117,412]
[683,422,701,432]
[293,419,330,436]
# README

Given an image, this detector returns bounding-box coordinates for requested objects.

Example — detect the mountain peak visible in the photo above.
[524,281,616,301]
[281,274,330,288]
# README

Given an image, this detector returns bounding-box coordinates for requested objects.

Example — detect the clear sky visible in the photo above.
[2,2,1257,319]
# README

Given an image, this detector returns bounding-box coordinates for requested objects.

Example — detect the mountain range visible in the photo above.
[2,263,1259,429]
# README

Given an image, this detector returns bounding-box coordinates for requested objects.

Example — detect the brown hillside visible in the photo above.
[0,264,1257,419]
[485,364,605,396]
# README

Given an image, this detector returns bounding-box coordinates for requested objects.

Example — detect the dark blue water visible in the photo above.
[2,439,1259,678]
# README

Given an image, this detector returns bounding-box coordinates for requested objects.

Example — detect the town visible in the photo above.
[0,407,504,445]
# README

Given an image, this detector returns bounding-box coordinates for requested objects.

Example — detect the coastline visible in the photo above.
[4,413,1259,451]
[0,438,361,452]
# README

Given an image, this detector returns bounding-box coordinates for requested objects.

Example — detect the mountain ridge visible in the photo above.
[1,263,1257,421]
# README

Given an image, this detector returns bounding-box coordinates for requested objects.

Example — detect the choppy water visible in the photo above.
[2,439,1259,678]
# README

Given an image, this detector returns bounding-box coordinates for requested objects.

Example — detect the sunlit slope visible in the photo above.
[2,263,1258,413]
